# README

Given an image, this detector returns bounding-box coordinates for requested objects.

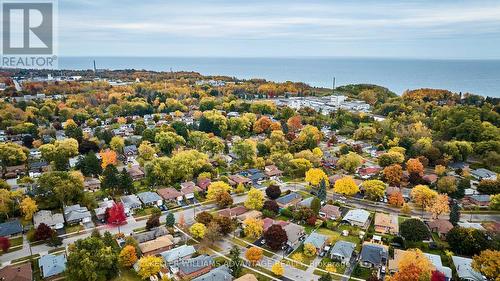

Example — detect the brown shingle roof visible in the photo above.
[157,188,182,200]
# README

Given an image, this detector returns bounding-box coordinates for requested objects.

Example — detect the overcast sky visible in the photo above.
[57,0,500,59]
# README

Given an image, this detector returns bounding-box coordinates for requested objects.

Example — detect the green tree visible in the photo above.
[36,171,84,208]
[119,168,134,194]
[317,179,327,202]
[76,152,102,177]
[449,202,460,225]
[400,218,430,242]
[101,165,120,195]
[229,245,243,277]
[310,197,321,214]
[155,131,185,155]
[165,212,175,227]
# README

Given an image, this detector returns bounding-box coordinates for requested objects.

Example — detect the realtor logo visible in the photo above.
[1,0,57,68]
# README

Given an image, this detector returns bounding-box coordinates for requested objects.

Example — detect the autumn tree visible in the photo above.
[34,223,55,241]
[362,180,386,201]
[145,215,160,231]
[305,168,329,186]
[245,188,265,210]
[378,151,405,167]
[107,203,127,227]
[190,223,207,239]
[20,197,38,220]
[245,247,263,266]
[406,158,424,183]
[383,164,403,186]
[137,256,164,279]
[303,242,317,257]
[389,192,405,207]
[337,152,363,173]
[333,176,359,196]
[0,236,10,252]
[265,184,281,199]
[426,194,450,219]
[410,185,437,214]
[434,165,446,176]
[99,149,117,169]
[110,136,125,153]
[119,245,138,268]
[206,181,232,201]
[287,115,303,132]
[391,249,434,281]
[471,249,500,281]
[264,224,288,250]
[155,131,185,155]
[244,218,264,238]
[490,194,500,210]
[271,262,285,276]
[195,211,213,226]
[437,176,457,194]
[216,191,233,208]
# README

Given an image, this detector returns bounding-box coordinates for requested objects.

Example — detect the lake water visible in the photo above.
[59,57,500,97]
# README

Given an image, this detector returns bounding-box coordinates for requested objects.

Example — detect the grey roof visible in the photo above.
[39,254,66,278]
[304,232,328,249]
[424,253,452,279]
[331,240,356,260]
[63,204,91,222]
[133,226,169,243]
[471,168,496,179]
[0,219,23,236]
[192,265,232,281]
[33,210,64,228]
[360,244,388,266]
[161,245,196,263]
[470,194,490,202]
[178,255,213,275]
[343,209,370,225]
[137,191,162,204]
[299,197,315,208]
[276,192,301,205]
[121,194,142,209]
[124,145,138,155]
[452,256,485,281]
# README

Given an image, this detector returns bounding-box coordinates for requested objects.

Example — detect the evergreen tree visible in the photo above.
[317,178,327,201]
[102,165,120,195]
[228,245,243,277]
[165,212,175,227]
[451,178,468,199]
[119,168,134,194]
[449,202,460,225]
[77,152,102,177]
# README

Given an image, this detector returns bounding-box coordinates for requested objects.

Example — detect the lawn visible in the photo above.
[133,206,159,218]
[350,264,375,280]
[239,267,273,281]
[112,269,142,281]
[316,257,346,276]
[65,224,84,234]
[0,236,23,255]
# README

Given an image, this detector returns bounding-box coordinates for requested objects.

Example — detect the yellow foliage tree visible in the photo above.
[244,218,264,239]
[325,264,337,273]
[312,147,323,159]
[271,262,284,276]
[426,194,450,219]
[471,249,500,281]
[20,197,38,220]
[333,176,359,196]
[244,188,265,210]
[118,245,138,268]
[189,223,207,239]
[362,180,386,201]
[435,165,446,176]
[305,168,329,186]
[206,181,232,201]
[396,249,434,280]
[291,252,304,263]
[245,247,263,266]
[235,183,245,194]
[137,256,164,279]
[401,203,411,214]
[410,185,437,211]
[303,242,317,257]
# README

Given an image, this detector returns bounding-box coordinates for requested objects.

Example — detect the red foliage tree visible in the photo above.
[263,200,279,214]
[0,236,10,252]
[431,270,446,281]
[263,225,288,250]
[265,185,281,200]
[34,223,55,241]
[307,216,317,226]
[107,203,127,226]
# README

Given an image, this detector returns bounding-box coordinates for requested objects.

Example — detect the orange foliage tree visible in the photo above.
[99,149,117,169]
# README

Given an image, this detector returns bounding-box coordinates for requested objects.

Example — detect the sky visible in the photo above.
[55,0,500,59]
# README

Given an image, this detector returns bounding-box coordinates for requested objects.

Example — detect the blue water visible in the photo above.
[59,57,500,97]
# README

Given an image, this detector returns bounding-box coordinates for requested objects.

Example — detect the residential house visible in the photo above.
[457,222,486,231]
[33,210,64,230]
[427,219,454,239]
[180,182,201,201]
[63,204,92,225]
[197,178,211,192]
[177,255,213,279]
[134,226,169,243]
[319,204,341,220]
[374,213,399,234]
[343,209,370,229]
[262,218,289,232]
[448,162,469,171]
[39,254,66,279]
[158,188,184,204]
[452,256,486,281]
[330,240,356,265]
[3,164,26,178]
[218,206,248,218]
[94,199,114,221]
[471,168,497,181]
[0,262,32,281]
[264,165,283,180]
[389,249,452,280]
[237,210,262,222]
[303,232,328,252]
[161,245,196,265]
[139,235,174,256]
[299,197,315,208]
[283,223,306,249]
[465,194,491,207]
[83,177,101,191]
[276,192,302,208]
[121,194,142,215]
[359,243,388,268]
[228,175,251,187]
[192,265,233,281]
[423,174,439,185]
[0,219,23,237]
[358,166,382,179]
[127,165,145,181]
[137,191,163,207]
[123,145,138,162]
